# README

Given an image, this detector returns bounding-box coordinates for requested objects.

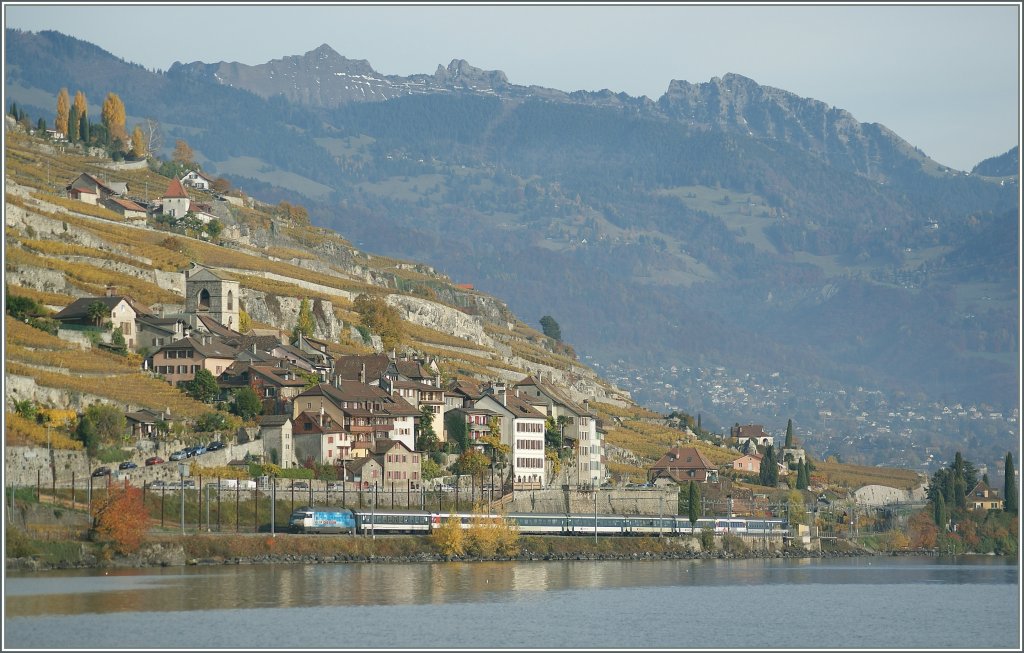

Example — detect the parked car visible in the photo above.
[206,441,225,452]
[188,445,207,456]
[145,456,164,466]
[326,482,346,492]
[118,461,138,470]
[169,450,188,461]
[289,481,310,490]
[149,480,167,489]
[91,466,111,478]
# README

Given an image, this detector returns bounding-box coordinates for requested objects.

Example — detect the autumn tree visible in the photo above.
[73,90,88,122]
[292,297,316,343]
[93,484,149,554]
[101,92,127,146]
[452,448,490,483]
[238,309,252,334]
[55,87,70,135]
[430,513,465,556]
[353,293,403,352]
[131,124,148,159]
[172,139,195,167]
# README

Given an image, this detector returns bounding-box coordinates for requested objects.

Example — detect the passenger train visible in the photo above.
[291,507,788,537]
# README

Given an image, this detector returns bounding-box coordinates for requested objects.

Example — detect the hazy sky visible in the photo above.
[4,2,1020,171]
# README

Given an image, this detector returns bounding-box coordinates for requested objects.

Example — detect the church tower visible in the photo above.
[183,264,240,331]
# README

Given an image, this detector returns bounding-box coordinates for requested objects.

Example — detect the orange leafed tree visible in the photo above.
[93,484,149,554]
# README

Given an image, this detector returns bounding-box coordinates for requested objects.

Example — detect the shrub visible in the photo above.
[700,526,715,551]
[5,526,36,558]
[721,533,747,555]
[430,513,465,557]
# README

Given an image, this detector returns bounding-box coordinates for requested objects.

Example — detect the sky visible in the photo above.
[3,2,1021,171]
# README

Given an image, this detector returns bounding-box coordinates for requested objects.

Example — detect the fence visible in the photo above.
[5,472,508,534]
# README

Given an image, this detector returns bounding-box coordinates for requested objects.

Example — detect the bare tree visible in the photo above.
[142,118,163,156]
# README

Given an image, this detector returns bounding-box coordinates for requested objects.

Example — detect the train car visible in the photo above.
[354,509,432,534]
[289,507,355,534]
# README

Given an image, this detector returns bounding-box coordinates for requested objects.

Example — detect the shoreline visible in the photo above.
[6,543,956,573]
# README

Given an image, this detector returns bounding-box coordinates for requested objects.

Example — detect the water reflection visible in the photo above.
[5,556,1017,619]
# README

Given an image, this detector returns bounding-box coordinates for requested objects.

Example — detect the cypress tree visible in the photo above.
[1005,452,1017,514]
[934,492,946,528]
[785,419,794,449]
[67,105,79,141]
[688,480,700,525]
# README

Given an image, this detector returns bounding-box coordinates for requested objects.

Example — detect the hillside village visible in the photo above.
[4,118,834,503]
[6,106,1021,564]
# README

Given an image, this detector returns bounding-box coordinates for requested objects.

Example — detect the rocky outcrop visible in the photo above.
[239,289,342,342]
[387,295,494,348]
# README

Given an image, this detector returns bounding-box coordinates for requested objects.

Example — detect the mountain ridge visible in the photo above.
[3,28,1018,473]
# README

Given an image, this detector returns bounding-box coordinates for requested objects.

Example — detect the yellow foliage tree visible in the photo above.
[131,124,147,158]
[101,92,127,144]
[55,87,70,135]
[172,139,195,166]
[430,513,465,556]
[73,90,88,120]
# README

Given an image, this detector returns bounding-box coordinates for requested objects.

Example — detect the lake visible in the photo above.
[4,555,1019,649]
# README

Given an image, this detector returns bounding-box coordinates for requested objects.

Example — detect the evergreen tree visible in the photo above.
[933,492,946,529]
[185,368,220,403]
[696,414,701,435]
[67,105,79,142]
[539,315,562,341]
[688,480,701,525]
[79,114,89,143]
[796,459,808,490]
[785,418,794,448]
[416,404,439,452]
[1005,452,1017,514]
[232,387,263,421]
[759,444,779,487]
[74,414,100,457]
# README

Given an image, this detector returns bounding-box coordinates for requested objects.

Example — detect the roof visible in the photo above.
[105,197,147,212]
[259,415,291,427]
[335,354,393,382]
[196,314,242,338]
[516,376,591,417]
[651,446,716,471]
[163,178,190,199]
[125,408,166,424]
[53,295,153,321]
[152,335,238,359]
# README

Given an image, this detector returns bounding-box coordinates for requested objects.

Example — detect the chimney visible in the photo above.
[495,382,507,406]
[105,285,116,297]
[319,406,324,428]
[359,363,366,384]
[583,399,590,413]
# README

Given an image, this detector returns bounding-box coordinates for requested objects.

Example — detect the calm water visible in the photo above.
[4,556,1020,649]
